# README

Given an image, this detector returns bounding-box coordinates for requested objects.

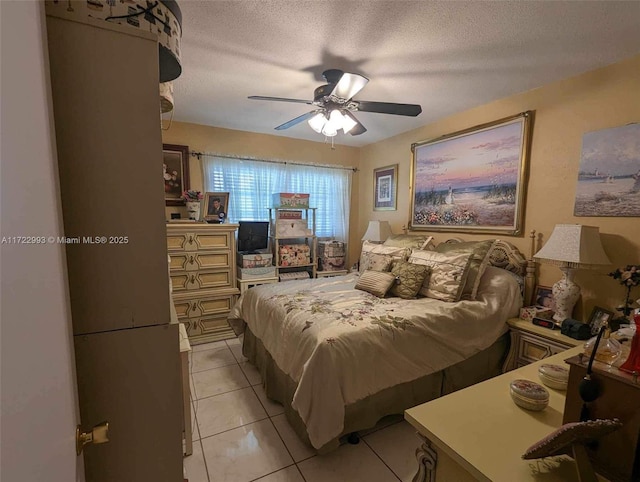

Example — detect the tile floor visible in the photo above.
[183,337,422,482]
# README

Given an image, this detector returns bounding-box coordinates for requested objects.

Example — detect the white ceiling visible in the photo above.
[172,1,640,147]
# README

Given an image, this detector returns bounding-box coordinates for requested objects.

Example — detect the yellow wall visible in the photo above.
[360,54,640,320]
[161,122,362,262]
[163,55,639,320]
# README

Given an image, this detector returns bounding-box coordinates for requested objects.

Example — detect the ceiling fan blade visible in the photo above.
[275,110,321,130]
[344,111,367,136]
[330,73,369,100]
[355,101,422,117]
[248,95,312,105]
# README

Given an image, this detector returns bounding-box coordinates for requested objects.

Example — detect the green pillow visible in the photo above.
[436,240,495,300]
[389,260,430,299]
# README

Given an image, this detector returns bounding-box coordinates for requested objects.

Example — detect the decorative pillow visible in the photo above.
[360,252,393,272]
[355,270,396,298]
[436,240,496,300]
[389,260,431,299]
[408,250,474,301]
[359,240,411,273]
[383,234,434,250]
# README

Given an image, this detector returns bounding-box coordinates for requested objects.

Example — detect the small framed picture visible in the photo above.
[373,164,398,211]
[534,285,556,311]
[204,192,229,222]
[588,306,614,335]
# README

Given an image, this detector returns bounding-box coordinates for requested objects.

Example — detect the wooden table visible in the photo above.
[405,346,601,482]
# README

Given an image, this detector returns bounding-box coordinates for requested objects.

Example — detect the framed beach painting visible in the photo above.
[373,164,398,211]
[409,112,533,234]
[163,143,190,206]
[574,123,640,217]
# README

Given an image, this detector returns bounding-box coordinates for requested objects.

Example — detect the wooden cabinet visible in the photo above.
[503,317,583,371]
[46,7,182,479]
[167,223,240,344]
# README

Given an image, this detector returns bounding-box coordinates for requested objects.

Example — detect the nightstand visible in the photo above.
[503,317,583,372]
[316,269,348,278]
[237,277,279,294]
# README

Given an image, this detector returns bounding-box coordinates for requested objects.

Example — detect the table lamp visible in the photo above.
[534,224,611,324]
[362,220,392,244]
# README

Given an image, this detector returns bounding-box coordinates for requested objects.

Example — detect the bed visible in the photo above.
[228,238,535,453]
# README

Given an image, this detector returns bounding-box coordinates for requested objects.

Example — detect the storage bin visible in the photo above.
[272,193,310,208]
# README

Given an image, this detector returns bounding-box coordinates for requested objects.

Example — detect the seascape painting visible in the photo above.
[410,112,532,234]
[574,124,640,217]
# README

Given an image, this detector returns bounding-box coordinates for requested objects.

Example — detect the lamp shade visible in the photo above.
[362,220,392,243]
[534,224,610,268]
[160,82,174,113]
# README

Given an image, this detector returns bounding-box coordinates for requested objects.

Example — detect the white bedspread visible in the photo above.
[229,266,521,449]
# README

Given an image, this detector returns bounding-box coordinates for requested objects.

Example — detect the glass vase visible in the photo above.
[583,329,622,366]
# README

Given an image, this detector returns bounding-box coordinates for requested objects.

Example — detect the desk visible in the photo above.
[405,346,591,482]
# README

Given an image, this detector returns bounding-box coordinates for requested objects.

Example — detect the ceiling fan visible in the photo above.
[248,69,422,137]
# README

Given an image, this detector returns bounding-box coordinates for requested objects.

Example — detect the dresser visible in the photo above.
[167,223,240,344]
[405,346,595,482]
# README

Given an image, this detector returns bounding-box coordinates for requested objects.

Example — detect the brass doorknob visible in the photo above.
[76,421,109,455]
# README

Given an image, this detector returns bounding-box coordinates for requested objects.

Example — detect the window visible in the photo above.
[203,156,352,242]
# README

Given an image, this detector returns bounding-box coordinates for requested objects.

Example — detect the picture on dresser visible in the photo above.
[163,144,190,206]
[534,285,556,312]
[588,306,614,335]
[204,192,229,222]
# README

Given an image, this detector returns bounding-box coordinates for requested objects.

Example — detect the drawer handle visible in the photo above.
[189,255,195,264]
[190,275,196,284]
[188,235,194,244]
[192,302,197,311]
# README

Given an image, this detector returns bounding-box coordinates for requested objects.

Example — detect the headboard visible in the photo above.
[440,231,537,306]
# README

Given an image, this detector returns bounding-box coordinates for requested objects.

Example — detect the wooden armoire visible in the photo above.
[45,4,183,480]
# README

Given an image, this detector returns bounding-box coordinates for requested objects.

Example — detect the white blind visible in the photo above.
[203,156,352,242]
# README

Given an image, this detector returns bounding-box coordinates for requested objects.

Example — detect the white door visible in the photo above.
[0,2,81,480]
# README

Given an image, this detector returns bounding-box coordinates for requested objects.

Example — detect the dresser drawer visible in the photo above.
[173,292,235,319]
[185,314,234,339]
[170,269,233,291]
[167,231,233,252]
[169,251,232,272]
[517,332,572,364]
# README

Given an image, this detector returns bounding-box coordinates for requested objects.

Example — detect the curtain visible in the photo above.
[203,156,352,242]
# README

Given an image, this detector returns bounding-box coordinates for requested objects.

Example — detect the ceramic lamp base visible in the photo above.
[552,267,580,323]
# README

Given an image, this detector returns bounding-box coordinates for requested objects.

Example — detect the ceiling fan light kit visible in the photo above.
[307,109,358,137]
[249,69,422,138]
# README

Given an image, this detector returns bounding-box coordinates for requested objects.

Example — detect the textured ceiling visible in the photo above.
[172,1,640,147]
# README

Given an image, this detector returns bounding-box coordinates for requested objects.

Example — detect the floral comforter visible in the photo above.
[228,266,521,449]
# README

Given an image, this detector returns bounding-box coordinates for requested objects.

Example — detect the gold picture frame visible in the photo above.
[203,192,229,222]
[409,111,533,234]
[373,164,398,211]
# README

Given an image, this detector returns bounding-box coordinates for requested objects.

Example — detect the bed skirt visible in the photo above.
[242,327,509,453]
